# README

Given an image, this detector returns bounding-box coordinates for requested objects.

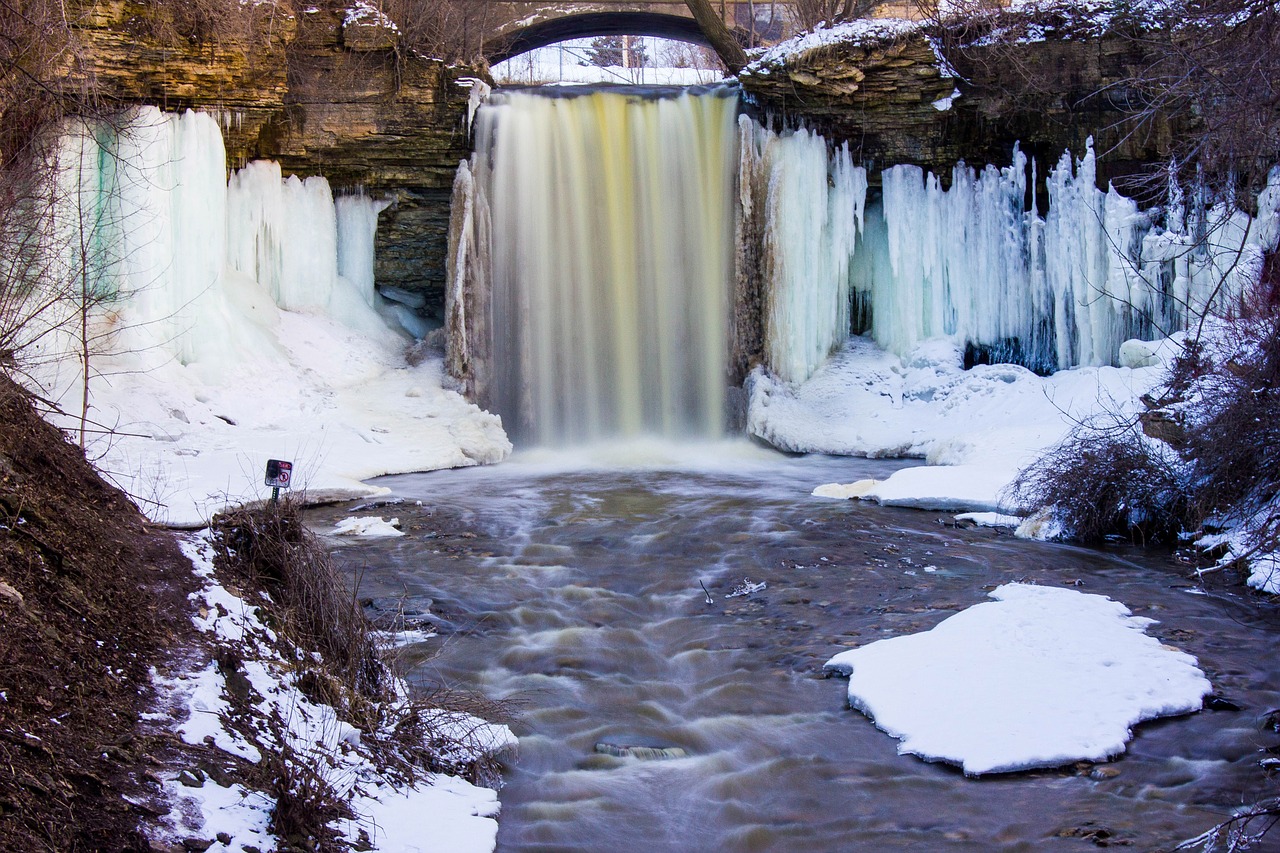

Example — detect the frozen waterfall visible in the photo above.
[859,142,1280,371]
[35,106,392,379]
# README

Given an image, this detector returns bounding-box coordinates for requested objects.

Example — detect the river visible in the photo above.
[308,445,1280,851]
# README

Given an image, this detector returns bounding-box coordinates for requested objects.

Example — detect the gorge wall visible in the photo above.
[738,22,1184,194]
[66,0,481,314]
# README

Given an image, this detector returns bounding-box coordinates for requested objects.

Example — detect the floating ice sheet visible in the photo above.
[824,583,1212,775]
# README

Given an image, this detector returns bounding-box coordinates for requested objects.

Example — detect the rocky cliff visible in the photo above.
[739,21,1183,191]
[68,0,482,312]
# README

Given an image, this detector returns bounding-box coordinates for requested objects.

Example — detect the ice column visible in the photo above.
[863,140,1280,370]
[740,120,867,384]
[43,107,394,374]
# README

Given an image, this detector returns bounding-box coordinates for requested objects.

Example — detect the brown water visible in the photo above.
[308,447,1280,852]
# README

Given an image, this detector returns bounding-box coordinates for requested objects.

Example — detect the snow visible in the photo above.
[147,533,514,852]
[343,0,399,32]
[744,18,924,72]
[754,334,1168,514]
[333,515,405,537]
[824,583,1212,775]
[23,107,511,528]
[954,511,1023,528]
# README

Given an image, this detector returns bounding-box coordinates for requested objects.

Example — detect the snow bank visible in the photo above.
[148,533,514,852]
[743,19,924,72]
[824,583,1212,775]
[756,335,1166,514]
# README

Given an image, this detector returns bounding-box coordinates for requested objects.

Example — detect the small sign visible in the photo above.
[265,459,293,489]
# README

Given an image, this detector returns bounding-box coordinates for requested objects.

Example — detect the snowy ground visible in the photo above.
[31,306,510,528]
[147,533,516,853]
[824,583,1212,775]
[750,334,1172,518]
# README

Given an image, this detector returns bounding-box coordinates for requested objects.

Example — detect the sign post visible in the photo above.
[264,459,293,504]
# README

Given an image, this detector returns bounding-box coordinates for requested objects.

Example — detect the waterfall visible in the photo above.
[456,87,740,447]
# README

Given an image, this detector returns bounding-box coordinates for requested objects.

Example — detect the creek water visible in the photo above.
[309,446,1280,852]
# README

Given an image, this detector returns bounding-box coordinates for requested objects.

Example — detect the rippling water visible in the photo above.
[307,445,1280,852]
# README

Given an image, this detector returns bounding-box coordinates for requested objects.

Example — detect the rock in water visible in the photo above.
[594,738,688,761]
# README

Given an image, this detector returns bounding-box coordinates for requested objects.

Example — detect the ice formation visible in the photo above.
[857,143,1280,371]
[21,106,510,526]
[739,118,868,384]
[40,107,394,373]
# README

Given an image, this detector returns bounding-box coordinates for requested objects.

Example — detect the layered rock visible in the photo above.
[64,1,482,312]
[739,21,1184,188]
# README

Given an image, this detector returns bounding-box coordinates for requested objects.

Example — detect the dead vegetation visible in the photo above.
[1009,255,1280,558]
[0,373,196,852]
[204,499,517,849]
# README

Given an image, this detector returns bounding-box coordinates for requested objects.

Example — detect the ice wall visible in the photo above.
[41,107,392,376]
[862,142,1280,371]
[460,88,740,446]
[739,119,867,385]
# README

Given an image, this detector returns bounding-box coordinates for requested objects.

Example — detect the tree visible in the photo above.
[681,0,748,71]
[582,35,648,68]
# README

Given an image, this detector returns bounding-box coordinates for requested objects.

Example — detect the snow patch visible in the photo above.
[824,583,1212,775]
[333,515,405,537]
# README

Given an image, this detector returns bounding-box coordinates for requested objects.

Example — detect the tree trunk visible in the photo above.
[684,0,748,72]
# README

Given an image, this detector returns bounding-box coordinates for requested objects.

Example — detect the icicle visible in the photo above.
[742,123,867,385]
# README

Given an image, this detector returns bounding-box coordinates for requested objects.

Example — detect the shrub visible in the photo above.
[1008,417,1190,544]
[211,500,386,700]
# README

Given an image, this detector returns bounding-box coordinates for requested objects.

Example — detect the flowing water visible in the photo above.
[310,447,1280,852]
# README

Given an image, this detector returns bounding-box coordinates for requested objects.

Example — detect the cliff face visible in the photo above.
[739,28,1182,189]
[69,1,480,310]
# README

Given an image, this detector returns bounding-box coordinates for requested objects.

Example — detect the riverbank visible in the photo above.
[0,374,515,852]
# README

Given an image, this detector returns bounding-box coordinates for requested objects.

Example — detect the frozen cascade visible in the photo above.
[738,118,867,385]
[38,106,394,380]
[461,88,739,446]
[863,141,1280,370]
[336,194,393,307]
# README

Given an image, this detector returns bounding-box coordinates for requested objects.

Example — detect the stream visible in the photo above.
[308,446,1280,851]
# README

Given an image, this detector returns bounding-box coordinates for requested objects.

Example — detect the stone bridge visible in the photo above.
[480,0,783,64]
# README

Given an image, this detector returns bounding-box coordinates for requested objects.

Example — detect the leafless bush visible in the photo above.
[265,744,353,853]
[794,0,880,29]
[212,500,387,700]
[1174,796,1280,852]
[1013,251,1280,555]
[383,0,498,63]
[1008,417,1190,544]
[388,687,519,788]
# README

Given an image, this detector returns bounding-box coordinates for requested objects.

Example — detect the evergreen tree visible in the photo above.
[582,35,648,68]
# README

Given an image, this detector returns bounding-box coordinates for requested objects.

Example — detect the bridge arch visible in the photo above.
[484,11,746,65]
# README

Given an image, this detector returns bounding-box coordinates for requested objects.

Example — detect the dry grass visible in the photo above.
[211,501,386,702]
[208,500,518,845]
